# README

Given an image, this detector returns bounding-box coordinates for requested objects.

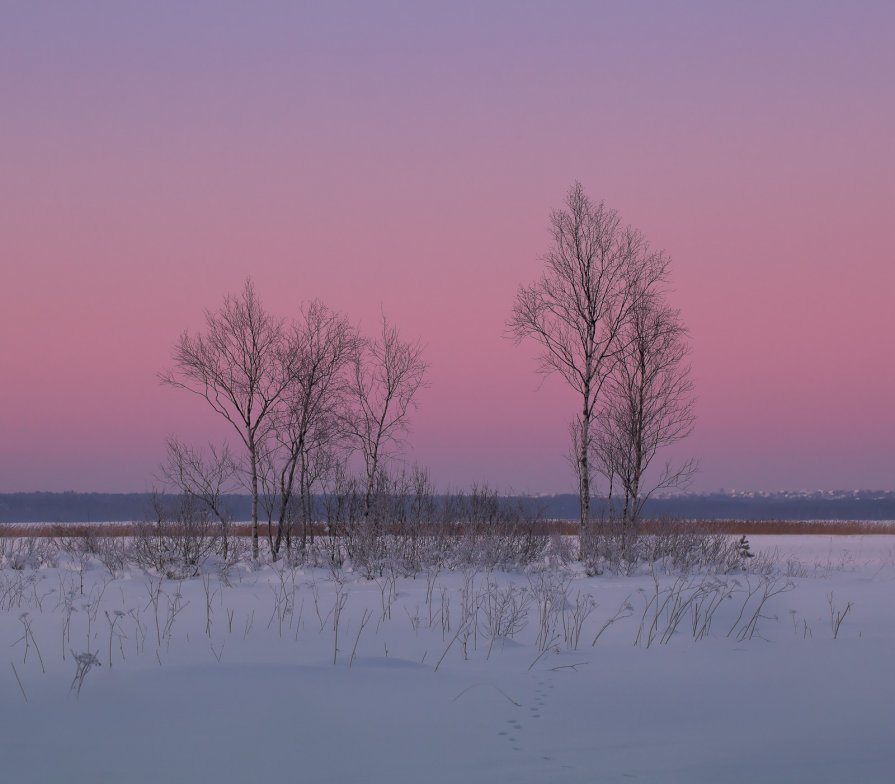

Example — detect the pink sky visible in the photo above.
[2,2,894,493]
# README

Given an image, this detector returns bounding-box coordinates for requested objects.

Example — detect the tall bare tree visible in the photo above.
[594,295,696,523]
[267,301,359,557]
[160,279,291,559]
[509,182,669,531]
[347,315,428,529]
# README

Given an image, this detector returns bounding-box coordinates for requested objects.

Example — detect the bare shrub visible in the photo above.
[448,486,549,570]
[634,568,734,647]
[132,493,219,578]
[578,518,635,575]
[0,537,58,571]
[480,581,532,658]
[783,558,809,579]
[545,532,576,566]
[159,437,238,561]
[528,572,570,651]
[321,462,363,567]
[646,528,747,575]
[59,534,131,577]
[828,592,853,639]
[581,518,757,576]
[726,576,795,641]
[93,536,131,576]
[561,591,597,650]
[592,597,634,646]
[334,477,550,577]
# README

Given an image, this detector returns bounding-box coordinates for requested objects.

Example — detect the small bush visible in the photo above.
[580,518,751,576]
[0,537,58,571]
[132,493,220,578]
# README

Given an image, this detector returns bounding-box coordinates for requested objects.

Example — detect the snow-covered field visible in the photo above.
[2,535,894,783]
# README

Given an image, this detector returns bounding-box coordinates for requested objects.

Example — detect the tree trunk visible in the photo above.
[250,447,259,561]
[579,409,591,533]
[363,442,379,533]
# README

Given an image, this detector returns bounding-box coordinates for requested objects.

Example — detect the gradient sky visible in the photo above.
[2,2,894,494]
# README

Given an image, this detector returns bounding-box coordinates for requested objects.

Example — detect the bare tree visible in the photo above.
[347,315,428,530]
[594,295,696,523]
[160,279,291,559]
[267,301,359,557]
[509,182,668,531]
[158,437,239,556]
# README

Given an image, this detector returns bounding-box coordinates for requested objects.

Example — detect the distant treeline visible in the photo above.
[2,491,895,523]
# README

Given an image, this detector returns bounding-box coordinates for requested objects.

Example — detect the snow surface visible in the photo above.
[2,535,894,783]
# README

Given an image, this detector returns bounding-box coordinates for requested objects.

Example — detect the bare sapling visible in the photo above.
[332,589,348,665]
[439,585,451,640]
[159,437,238,560]
[425,567,441,627]
[346,314,428,550]
[145,576,163,646]
[293,598,305,641]
[202,573,220,638]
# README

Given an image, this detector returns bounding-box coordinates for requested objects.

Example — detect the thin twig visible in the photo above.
[451,682,521,707]
[550,661,589,672]
[10,662,27,703]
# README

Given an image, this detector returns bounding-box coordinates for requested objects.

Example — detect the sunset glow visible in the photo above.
[2,2,893,493]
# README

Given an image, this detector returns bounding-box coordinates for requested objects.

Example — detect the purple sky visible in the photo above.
[2,2,894,493]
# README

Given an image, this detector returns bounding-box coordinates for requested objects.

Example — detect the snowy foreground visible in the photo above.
[2,535,894,783]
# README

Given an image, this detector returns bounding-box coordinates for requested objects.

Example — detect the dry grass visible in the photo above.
[628,519,895,536]
[2,518,894,539]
